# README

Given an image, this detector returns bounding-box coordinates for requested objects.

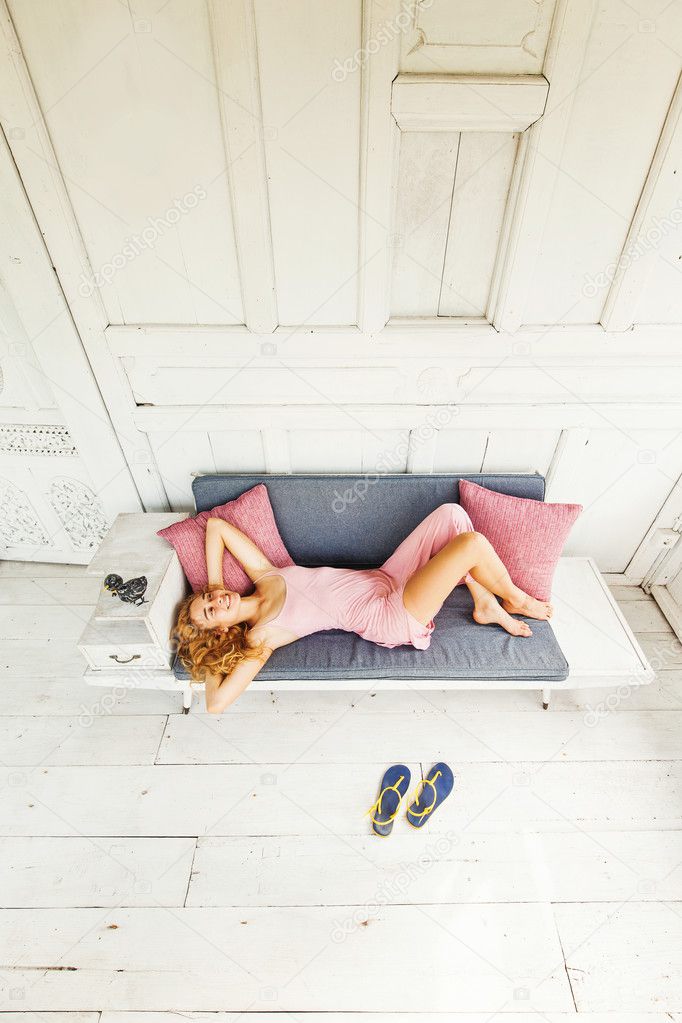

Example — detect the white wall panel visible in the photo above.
[439,132,519,316]
[636,260,682,324]
[433,429,490,472]
[289,430,364,472]
[149,431,215,511]
[432,429,559,475]
[523,0,682,325]
[481,429,559,475]
[391,129,518,319]
[400,0,558,75]
[208,430,265,474]
[564,429,682,572]
[254,0,361,325]
[8,0,244,325]
[121,360,405,406]
[391,132,459,316]
[361,429,410,473]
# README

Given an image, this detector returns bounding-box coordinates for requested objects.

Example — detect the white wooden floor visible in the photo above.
[1,563,682,1019]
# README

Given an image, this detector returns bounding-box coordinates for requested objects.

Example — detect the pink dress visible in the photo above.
[259,503,474,650]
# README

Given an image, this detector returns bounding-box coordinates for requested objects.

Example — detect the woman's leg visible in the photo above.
[380,503,476,588]
[403,530,553,627]
[464,575,533,638]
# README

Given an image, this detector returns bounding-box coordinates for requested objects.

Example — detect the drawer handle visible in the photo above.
[109,654,141,664]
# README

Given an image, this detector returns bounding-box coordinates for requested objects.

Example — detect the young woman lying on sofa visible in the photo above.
[173,503,553,715]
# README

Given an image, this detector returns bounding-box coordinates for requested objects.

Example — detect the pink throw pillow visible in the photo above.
[458,479,582,601]
[157,483,294,593]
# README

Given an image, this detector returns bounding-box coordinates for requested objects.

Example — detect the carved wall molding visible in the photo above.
[0,424,77,457]
[49,477,108,551]
[0,477,50,548]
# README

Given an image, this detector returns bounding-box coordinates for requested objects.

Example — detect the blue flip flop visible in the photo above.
[406,762,454,828]
[366,764,411,837]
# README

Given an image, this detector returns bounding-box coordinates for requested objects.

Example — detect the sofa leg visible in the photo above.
[182,687,192,714]
[542,687,551,711]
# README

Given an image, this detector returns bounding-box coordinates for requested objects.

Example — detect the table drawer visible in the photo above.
[79,641,172,670]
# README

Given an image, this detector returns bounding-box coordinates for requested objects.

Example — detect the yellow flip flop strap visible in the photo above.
[407,770,442,820]
[365,774,406,826]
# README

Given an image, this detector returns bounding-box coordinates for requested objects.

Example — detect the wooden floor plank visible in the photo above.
[0,716,168,766]
[0,1015,99,1022]
[0,607,92,642]
[555,901,682,1012]
[639,633,682,670]
[0,905,572,1012]
[0,837,194,907]
[98,1013,678,1023]
[1,761,680,837]
[187,830,682,907]
[0,641,88,678]
[0,562,87,577]
[620,599,674,633]
[0,677,182,716]
[0,577,100,605]
[157,709,682,764]
[608,584,646,601]
[6,680,681,718]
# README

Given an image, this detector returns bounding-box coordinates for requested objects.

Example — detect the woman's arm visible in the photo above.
[204,647,272,714]
[205,517,275,587]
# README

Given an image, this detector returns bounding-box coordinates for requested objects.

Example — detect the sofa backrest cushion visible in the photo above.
[191,473,546,568]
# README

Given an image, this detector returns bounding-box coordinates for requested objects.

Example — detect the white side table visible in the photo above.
[77,513,194,711]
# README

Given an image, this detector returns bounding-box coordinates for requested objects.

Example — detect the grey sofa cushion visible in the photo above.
[191,472,545,567]
[173,585,568,682]
[175,471,568,684]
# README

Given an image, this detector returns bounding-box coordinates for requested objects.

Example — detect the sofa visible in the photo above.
[172,472,572,699]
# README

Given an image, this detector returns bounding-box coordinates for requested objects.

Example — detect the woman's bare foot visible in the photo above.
[502,594,553,620]
[473,600,532,637]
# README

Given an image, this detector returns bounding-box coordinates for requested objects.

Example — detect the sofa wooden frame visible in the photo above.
[81,479,655,714]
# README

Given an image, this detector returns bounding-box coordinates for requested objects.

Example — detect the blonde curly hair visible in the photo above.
[172,592,265,683]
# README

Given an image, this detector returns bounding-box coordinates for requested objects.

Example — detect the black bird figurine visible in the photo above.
[104,573,148,606]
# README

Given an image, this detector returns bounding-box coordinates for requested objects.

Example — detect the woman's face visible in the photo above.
[189,586,242,631]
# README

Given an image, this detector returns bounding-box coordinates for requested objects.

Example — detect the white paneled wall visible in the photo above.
[1,0,681,580]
